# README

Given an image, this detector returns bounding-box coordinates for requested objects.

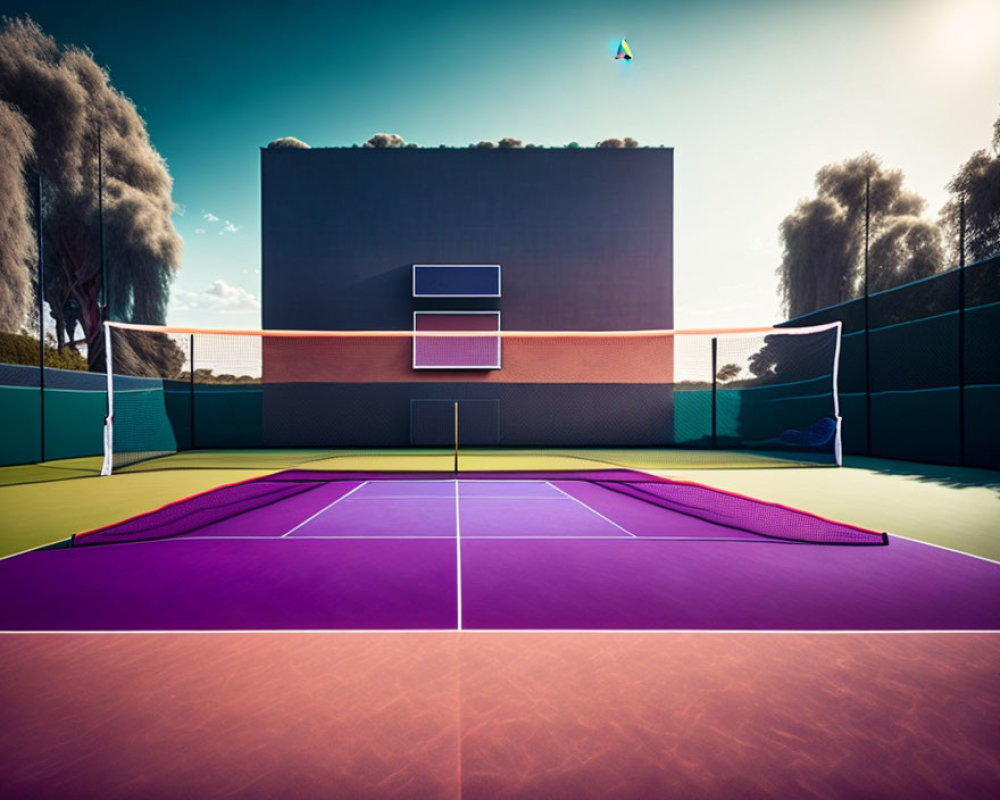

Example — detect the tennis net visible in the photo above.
[99,322,843,474]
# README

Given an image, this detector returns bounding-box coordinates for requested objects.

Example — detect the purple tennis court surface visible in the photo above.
[1,470,997,632]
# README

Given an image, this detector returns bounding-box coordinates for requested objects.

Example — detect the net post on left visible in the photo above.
[100,320,114,476]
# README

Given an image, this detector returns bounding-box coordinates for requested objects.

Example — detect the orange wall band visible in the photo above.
[262,336,675,384]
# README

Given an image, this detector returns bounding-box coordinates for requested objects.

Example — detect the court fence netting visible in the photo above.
[780,252,999,468]
[98,321,844,475]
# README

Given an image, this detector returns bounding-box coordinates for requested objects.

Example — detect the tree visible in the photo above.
[110,328,184,379]
[596,138,624,149]
[0,101,35,333]
[0,331,87,369]
[0,16,182,371]
[940,112,1000,263]
[778,153,944,318]
[267,137,310,149]
[747,331,838,384]
[715,363,741,382]
[498,137,523,149]
[364,133,407,148]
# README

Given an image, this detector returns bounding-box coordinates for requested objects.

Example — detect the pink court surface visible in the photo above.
[0,451,998,798]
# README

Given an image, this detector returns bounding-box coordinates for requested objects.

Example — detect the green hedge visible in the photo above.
[0,332,88,371]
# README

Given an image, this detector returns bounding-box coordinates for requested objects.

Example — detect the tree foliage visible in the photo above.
[266,136,310,149]
[110,329,184,379]
[354,134,642,150]
[364,132,407,148]
[0,101,35,332]
[715,363,741,382]
[940,112,1000,263]
[181,367,260,384]
[0,16,182,372]
[778,153,944,318]
[0,330,87,369]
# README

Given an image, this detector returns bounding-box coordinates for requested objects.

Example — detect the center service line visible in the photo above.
[455,479,463,631]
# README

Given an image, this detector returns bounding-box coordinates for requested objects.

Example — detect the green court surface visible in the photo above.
[659,456,1000,563]
[0,450,996,562]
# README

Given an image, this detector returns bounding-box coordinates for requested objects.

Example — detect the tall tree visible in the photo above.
[778,153,944,318]
[0,16,182,370]
[940,113,1000,264]
[0,101,35,333]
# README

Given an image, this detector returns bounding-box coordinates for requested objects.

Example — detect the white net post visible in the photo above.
[831,320,844,466]
[100,321,115,476]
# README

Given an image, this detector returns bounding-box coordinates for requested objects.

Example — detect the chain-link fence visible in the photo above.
[780,253,999,468]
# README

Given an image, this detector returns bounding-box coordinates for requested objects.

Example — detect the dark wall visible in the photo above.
[260,146,674,447]
[262,384,674,448]
[261,147,673,331]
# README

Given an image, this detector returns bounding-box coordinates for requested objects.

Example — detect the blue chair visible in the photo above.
[779,417,837,447]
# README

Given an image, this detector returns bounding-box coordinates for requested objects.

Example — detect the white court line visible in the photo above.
[280,482,369,538]
[178,535,456,540]
[885,533,1000,565]
[347,495,570,501]
[455,479,463,631]
[0,545,57,563]
[364,479,454,484]
[546,481,638,538]
[4,628,998,636]
[459,479,558,483]
[347,496,455,501]
[169,535,794,543]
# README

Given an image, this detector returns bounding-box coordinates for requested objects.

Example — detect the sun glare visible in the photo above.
[933,0,1000,60]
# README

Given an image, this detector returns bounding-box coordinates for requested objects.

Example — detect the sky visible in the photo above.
[9,0,1000,331]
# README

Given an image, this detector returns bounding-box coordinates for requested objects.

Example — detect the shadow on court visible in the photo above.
[844,455,1000,492]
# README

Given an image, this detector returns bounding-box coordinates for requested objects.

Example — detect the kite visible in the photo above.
[615,39,632,60]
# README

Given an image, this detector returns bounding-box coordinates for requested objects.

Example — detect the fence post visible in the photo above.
[36,171,45,463]
[863,177,872,457]
[958,198,966,465]
[98,126,108,319]
[711,337,718,448]
[189,334,196,450]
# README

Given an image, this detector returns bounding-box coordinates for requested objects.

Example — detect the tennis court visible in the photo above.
[1,451,998,799]
[3,466,997,634]
[1,316,997,797]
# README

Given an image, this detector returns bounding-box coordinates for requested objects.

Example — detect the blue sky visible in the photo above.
[10,0,1000,330]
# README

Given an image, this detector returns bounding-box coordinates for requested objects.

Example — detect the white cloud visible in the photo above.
[200,212,241,234]
[174,203,187,217]
[172,280,260,314]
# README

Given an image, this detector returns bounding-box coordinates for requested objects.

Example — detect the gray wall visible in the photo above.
[261,147,673,331]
